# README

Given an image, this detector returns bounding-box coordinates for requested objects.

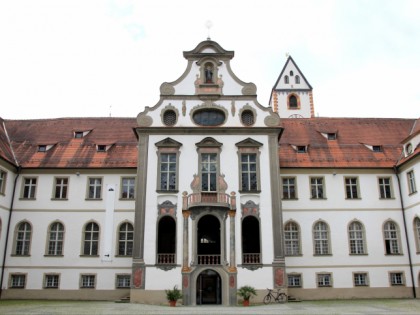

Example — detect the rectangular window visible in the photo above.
[10,274,26,288]
[121,177,135,199]
[282,177,296,199]
[201,153,217,192]
[353,273,368,286]
[390,272,404,286]
[317,273,332,287]
[81,274,96,288]
[407,170,417,195]
[44,274,60,288]
[310,177,324,199]
[287,274,302,287]
[22,177,37,199]
[240,153,258,191]
[160,153,177,191]
[0,169,6,194]
[87,178,102,199]
[116,274,131,288]
[378,177,392,199]
[54,177,68,199]
[345,177,359,199]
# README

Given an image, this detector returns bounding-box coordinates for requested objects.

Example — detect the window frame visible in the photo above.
[414,217,420,253]
[0,168,7,195]
[46,221,65,256]
[310,177,325,199]
[407,170,417,195]
[282,177,297,200]
[389,271,405,286]
[155,138,182,193]
[9,273,26,289]
[344,177,360,199]
[86,177,103,200]
[52,177,69,200]
[284,221,301,256]
[81,222,100,256]
[383,220,402,255]
[353,272,369,287]
[313,220,331,255]
[21,177,37,199]
[80,274,96,289]
[120,177,135,200]
[44,273,60,289]
[348,220,367,255]
[287,93,300,109]
[316,273,333,287]
[13,221,32,256]
[287,273,302,287]
[116,274,131,289]
[117,222,134,256]
[378,177,393,199]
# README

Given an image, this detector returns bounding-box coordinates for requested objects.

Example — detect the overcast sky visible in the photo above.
[0,0,419,120]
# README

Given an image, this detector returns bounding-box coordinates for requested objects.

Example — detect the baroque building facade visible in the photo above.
[0,40,419,305]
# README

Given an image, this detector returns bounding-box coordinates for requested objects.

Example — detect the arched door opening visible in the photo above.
[242,216,261,264]
[196,269,222,305]
[197,215,221,265]
[157,216,176,264]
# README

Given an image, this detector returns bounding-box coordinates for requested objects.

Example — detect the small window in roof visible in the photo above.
[372,145,382,152]
[297,145,307,153]
[38,145,47,152]
[74,132,84,138]
[97,145,107,152]
[405,143,413,155]
[327,133,337,140]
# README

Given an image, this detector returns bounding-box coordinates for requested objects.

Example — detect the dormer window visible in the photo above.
[97,145,108,152]
[327,133,337,140]
[372,145,382,152]
[297,146,307,153]
[405,143,413,156]
[74,130,90,139]
[38,144,54,152]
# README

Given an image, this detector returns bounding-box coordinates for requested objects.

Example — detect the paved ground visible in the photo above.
[0,299,420,315]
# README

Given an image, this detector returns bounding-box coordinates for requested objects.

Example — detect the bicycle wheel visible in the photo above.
[278,293,287,303]
[263,294,272,304]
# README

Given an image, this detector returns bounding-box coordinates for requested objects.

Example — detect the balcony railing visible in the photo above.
[182,191,236,210]
[157,253,176,264]
[242,253,261,264]
[197,255,221,265]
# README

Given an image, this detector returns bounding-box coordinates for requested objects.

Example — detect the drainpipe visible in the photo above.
[394,166,416,298]
[0,166,21,298]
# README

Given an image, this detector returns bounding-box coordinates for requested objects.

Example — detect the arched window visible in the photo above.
[157,216,176,264]
[383,220,401,254]
[313,221,330,255]
[348,221,366,254]
[415,218,420,252]
[284,75,289,84]
[242,216,261,264]
[295,75,300,84]
[83,222,99,256]
[288,95,298,109]
[47,222,64,255]
[118,222,133,256]
[15,221,31,255]
[284,221,300,256]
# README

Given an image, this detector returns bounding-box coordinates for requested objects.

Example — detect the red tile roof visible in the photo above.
[279,118,417,168]
[3,118,138,168]
[1,116,417,170]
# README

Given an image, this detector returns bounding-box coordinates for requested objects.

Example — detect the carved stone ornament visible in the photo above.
[137,113,153,127]
[241,200,260,217]
[160,82,175,95]
[241,83,257,95]
[264,114,281,127]
[158,200,177,217]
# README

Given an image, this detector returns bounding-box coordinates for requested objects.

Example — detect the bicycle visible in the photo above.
[263,288,288,304]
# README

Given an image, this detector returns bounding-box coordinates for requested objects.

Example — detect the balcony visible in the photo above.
[242,253,261,264]
[197,255,221,265]
[182,191,236,211]
[157,253,176,265]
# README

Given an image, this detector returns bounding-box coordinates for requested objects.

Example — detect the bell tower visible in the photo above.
[269,55,314,118]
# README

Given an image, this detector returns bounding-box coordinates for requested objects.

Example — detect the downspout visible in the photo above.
[0,166,21,298]
[394,165,416,298]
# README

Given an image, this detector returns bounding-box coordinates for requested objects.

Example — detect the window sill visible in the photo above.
[51,198,68,201]
[19,198,36,201]
[156,190,179,194]
[310,198,327,200]
[282,198,299,201]
[11,254,30,257]
[313,254,332,256]
[44,254,64,257]
[385,253,403,256]
[79,255,100,257]
[85,198,103,201]
[238,190,261,194]
[118,198,135,201]
[349,253,368,256]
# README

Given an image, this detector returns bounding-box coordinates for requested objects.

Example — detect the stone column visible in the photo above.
[182,210,191,272]
[228,210,237,272]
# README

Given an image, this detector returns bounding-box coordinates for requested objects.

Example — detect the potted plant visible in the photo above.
[165,285,183,307]
[237,285,257,306]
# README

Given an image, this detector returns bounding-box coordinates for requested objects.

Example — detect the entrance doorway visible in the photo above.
[196,269,222,305]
